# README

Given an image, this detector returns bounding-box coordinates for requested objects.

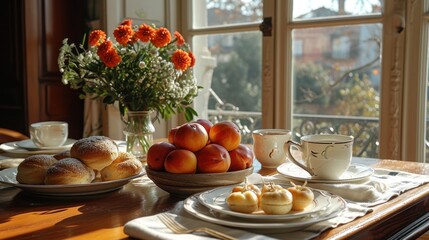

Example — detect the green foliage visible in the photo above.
[293,62,379,117]
[209,34,262,112]
[335,73,379,117]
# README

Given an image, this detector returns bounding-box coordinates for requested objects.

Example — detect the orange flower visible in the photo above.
[120,19,132,26]
[136,24,155,42]
[96,40,121,67]
[101,49,122,68]
[129,33,139,44]
[88,30,106,47]
[171,49,191,71]
[151,27,171,48]
[113,24,134,45]
[174,31,185,46]
[97,40,114,57]
[188,51,195,67]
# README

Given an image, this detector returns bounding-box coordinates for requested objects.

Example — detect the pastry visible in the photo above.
[226,190,259,214]
[260,183,293,214]
[44,158,95,185]
[70,136,118,171]
[100,152,142,181]
[16,154,57,184]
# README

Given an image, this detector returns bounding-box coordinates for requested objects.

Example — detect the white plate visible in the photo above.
[0,167,145,196]
[0,140,75,156]
[277,162,374,183]
[16,139,76,151]
[198,184,331,220]
[184,193,346,232]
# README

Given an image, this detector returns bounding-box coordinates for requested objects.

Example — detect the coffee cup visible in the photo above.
[252,129,292,168]
[30,121,68,148]
[285,134,353,179]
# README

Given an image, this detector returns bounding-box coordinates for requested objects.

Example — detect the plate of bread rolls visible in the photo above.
[0,136,145,196]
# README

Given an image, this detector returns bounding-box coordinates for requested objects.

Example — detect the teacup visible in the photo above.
[252,129,292,168]
[30,121,68,148]
[285,134,354,179]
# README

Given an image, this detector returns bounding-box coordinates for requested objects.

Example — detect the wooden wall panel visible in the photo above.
[37,0,86,138]
[24,0,85,139]
[43,0,86,74]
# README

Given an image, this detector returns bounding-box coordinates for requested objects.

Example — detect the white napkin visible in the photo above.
[124,212,275,240]
[264,169,429,206]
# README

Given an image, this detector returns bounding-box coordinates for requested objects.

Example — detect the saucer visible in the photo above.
[0,139,75,157]
[277,162,374,183]
[16,139,76,151]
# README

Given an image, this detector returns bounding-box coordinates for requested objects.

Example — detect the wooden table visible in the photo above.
[1,157,429,240]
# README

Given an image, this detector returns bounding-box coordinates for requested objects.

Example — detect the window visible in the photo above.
[290,1,382,158]
[182,1,263,143]
[185,0,429,162]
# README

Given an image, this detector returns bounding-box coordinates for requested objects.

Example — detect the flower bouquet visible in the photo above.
[58,19,200,158]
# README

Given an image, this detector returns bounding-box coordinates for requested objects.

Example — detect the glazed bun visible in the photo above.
[16,155,57,184]
[53,150,71,160]
[70,136,119,171]
[44,158,95,185]
[100,152,142,181]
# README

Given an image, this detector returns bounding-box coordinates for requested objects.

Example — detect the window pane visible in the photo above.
[292,24,382,158]
[193,0,263,28]
[195,32,262,142]
[293,0,383,20]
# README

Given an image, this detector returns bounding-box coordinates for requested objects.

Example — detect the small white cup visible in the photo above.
[30,121,68,148]
[252,129,292,168]
[285,134,354,179]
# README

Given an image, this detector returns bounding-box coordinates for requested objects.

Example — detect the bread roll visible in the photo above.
[100,152,142,181]
[16,155,57,184]
[53,150,71,160]
[44,158,95,185]
[70,136,119,171]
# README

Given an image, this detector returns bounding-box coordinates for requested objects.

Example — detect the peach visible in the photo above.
[147,142,176,171]
[173,123,208,152]
[196,144,231,173]
[192,119,213,134]
[164,149,197,174]
[228,144,254,171]
[209,121,241,151]
[168,126,180,144]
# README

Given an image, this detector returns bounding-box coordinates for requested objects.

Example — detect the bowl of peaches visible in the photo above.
[146,119,254,197]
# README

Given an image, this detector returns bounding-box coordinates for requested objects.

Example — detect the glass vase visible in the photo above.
[123,111,155,161]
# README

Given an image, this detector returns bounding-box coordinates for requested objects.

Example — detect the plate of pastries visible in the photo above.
[0,136,145,196]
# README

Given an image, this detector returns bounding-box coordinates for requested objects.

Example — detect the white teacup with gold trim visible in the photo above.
[285,134,354,179]
[252,129,292,168]
[30,121,68,148]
